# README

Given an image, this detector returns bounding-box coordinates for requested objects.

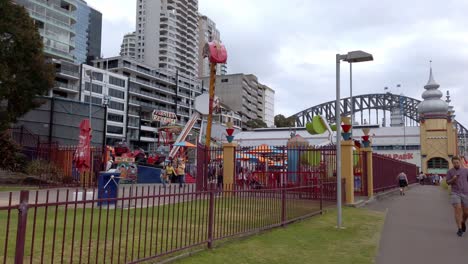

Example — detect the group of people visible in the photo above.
[160,159,186,188]
[446,156,468,237]
[417,172,443,185]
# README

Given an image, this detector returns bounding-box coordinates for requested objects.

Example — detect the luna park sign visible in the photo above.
[381,153,414,161]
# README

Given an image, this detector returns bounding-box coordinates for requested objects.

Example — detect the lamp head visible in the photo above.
[343,50,374,63]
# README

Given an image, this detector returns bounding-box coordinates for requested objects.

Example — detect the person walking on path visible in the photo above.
[176,159,186,188]
[165,162,176,183]
[397,171,409,195]
[216,163,224,193]
[445,156,468,237]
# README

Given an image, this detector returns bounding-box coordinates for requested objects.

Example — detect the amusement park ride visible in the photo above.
[106,41,228,166]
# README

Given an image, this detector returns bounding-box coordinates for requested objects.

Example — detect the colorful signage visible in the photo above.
[152,110,177,124]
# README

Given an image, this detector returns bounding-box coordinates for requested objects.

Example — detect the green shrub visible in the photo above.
[25,160,62,182]
[0,132,27,172]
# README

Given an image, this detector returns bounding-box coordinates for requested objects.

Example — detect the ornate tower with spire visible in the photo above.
[418,63,457,174]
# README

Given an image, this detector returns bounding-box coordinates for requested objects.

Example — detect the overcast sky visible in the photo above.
[87,0,468,127]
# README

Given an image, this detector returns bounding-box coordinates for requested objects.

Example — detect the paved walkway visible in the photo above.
[368,185,467,264]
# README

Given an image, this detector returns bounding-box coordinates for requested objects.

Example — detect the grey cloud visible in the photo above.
[95,0,468,127]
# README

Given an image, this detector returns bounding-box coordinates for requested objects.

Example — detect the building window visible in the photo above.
[427,157,449,170]
[107,60,119,69]
[109,101,125,111]
[107,125,124,134]
[85,83,103,94]
[109,88,125,99]
[84,95,102,105]
[90,72,103,81]
[221,79,228,83]
[109,76,126,87]
[108,113,124,123]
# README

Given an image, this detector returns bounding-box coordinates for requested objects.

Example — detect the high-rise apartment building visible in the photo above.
[15,0,77,62]
[93,56,203,151]
[263,86,275,127]
[120,32,137,59]
[135,0,199,77]
[197,13,226,78]
[74,0,102,64]
[15,0,102,100]
[201,73,274,128]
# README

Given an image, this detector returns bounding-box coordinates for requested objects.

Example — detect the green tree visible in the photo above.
[245,118,268,129]
[274,114,295,127]
[0,1,54,132]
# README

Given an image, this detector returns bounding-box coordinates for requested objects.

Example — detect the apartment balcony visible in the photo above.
[177,101,191,108]
[33,0,77,21]
[55,81,79,93]
[130,99,173,113]
[120,62,175,82]
[27,8,74,33]
[141,125,157,133]
[55,68,79,79]
[127,122,139,128]
[129,87,176,104]
[141,137,157,143]
[129,78,176,95]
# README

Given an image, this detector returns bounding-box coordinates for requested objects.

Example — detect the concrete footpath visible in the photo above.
[367,185,467,264]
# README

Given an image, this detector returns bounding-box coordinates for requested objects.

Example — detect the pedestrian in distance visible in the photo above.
[165,162,176,183]
[418,171,425,185]
[216,163,224,193]
[176,159,186,188]
[397,171,409,195]
[160,165,169,188]
[446,156,468,237]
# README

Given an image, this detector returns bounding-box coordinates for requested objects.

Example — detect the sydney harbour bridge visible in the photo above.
[289,93,468,143]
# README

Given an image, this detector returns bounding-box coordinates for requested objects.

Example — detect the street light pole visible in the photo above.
[335,54,343,228]
[335,50,373,229]
[86,70,93,134]
[350,63,353,125]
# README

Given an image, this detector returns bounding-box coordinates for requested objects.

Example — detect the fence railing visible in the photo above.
[373,153,418,193]
[0,183,335,263]
[3,129,104,188]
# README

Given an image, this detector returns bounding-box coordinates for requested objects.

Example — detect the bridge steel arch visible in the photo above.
[290,93,468,140]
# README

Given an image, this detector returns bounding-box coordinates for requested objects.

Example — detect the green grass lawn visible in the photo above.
[0,185,39,192]
[0,194,321,263]
[174,207,385,264]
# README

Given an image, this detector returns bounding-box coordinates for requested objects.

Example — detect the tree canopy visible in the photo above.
[245,118,268,129]
[274,114,296,127]
[0,1,54,132]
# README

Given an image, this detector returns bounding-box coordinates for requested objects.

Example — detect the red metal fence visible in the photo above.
[0,182,336,263]
[373,153,418,193]
[4,127,104,188]
[234,145,337,188]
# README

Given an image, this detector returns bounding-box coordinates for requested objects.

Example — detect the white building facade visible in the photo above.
[81,64,129,145]
[93,56,203,151]
[263,86,275,127]
[135,0,199,77]
[120,32,137,59]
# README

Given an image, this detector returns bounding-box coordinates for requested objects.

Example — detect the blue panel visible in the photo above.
[97,172,121,205]
[137,166,162,184]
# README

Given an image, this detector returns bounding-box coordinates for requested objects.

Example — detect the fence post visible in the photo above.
[207,189,215,249]
[15,190,30,264]
[320,180,323,214]
[281,187,286,226]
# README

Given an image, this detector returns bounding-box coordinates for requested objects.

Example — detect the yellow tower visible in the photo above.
[418,66,457,174]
